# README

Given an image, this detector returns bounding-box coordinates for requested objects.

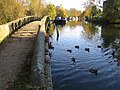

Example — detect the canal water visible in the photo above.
[49,22,120,90]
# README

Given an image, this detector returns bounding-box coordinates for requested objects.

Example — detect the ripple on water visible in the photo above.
[51,24,120,90]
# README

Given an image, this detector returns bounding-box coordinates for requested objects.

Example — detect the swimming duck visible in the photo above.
[85,48,90,52]
[97,45,102,48]
[49,52,52,58]
[89,68,98,75]
[71,57,76,63]
[75,46,79,49]
[49,42,54,50]
[67,49,72,53]
[49,46,54,50]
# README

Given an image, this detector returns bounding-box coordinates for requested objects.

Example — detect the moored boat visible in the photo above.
[54,17,66,25]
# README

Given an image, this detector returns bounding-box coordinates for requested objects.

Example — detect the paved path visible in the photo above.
[0,21,41,90]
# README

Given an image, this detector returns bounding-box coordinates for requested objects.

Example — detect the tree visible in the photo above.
[69,8,81,17]
[81,0,102,21]
[56,4,67,17]
[90,5,102,19]
[0,0,25,24]
[44,4,56,19]
[103,0,120,22]
[27,0,44,17]
[83,5,92,18]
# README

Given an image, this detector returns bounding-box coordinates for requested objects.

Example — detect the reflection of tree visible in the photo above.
[82,22,99,39]
[113,42,120,66]
[100,25,120,66]
[66,21,82,28]
[48,24,55,35]
[101,25,120,48]
[56,28,59,41]
[55,25,65,31]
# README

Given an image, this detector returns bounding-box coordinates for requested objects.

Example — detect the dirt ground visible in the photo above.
[0,21,41,90]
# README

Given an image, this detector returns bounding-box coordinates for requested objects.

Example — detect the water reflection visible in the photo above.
[100,25,120,66]
[56,28,60,41]
[66,21,82,28]
[101,25,120,48]
[50,22,120,90]
[82,22,100,40]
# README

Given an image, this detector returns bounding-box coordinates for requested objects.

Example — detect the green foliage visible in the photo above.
[69,8,81,17]
[103,0,120,22]
[44,3,82,19]
[81,0,120,22]
[0,0,46,24]
[56,5,68,17]
[82,4,102,21]
[27,0,44,17]
[0,0,25,24]
[55,5,81,18]
[83,5,92,18]
[91,5,102,19]
[0,0,82,24]
[44,4,56,19]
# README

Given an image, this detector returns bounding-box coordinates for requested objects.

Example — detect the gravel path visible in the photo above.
[0,21,41,90]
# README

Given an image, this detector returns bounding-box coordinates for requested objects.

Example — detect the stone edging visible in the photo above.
[31,16,53,90]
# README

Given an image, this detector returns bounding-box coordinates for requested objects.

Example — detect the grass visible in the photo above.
[0,38,7,45]
[0,35,13,45]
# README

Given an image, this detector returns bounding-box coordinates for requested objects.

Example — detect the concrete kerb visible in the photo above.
[31,16,53,90]
[31,31,46,89]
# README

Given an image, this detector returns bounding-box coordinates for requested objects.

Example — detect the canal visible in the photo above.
[49,21,120,90]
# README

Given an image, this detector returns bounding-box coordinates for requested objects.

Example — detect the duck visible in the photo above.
[67,49,72,53]
[49,52,52,58]
[85,48,90,52]
[97,45,102,48]
[71,57,76,63]
[75,45,79,49]
[49,42,54,50]
[49,46,54,50]
[89,68,98,75]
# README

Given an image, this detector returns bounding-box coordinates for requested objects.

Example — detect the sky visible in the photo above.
[45,0,88,11]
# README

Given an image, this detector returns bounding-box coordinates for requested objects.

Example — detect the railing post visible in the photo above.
[15,22,17,31]
[11,23,15,31]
